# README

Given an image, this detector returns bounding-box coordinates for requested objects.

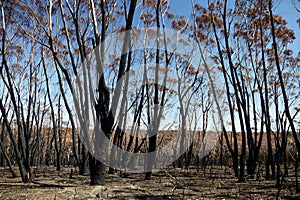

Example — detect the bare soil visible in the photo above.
[0,166,299,199]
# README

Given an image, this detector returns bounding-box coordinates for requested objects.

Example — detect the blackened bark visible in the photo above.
[79,144,88,175]
[144,0,161,180]
[89,153,106,185]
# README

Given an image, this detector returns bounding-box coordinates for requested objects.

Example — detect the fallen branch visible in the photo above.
[30,180,76,188]
[160,167,186,191]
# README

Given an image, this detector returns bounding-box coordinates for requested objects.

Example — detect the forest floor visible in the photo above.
[0,166,299,200]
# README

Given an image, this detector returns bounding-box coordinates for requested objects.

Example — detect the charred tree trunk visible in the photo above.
[89,0,138,185]
[210,8,240,178]
[55,95,62,172]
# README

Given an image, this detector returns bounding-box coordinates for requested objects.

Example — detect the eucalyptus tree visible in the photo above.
[0,0,52,182]
[30,0,137,184]
[192,0,299,182]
